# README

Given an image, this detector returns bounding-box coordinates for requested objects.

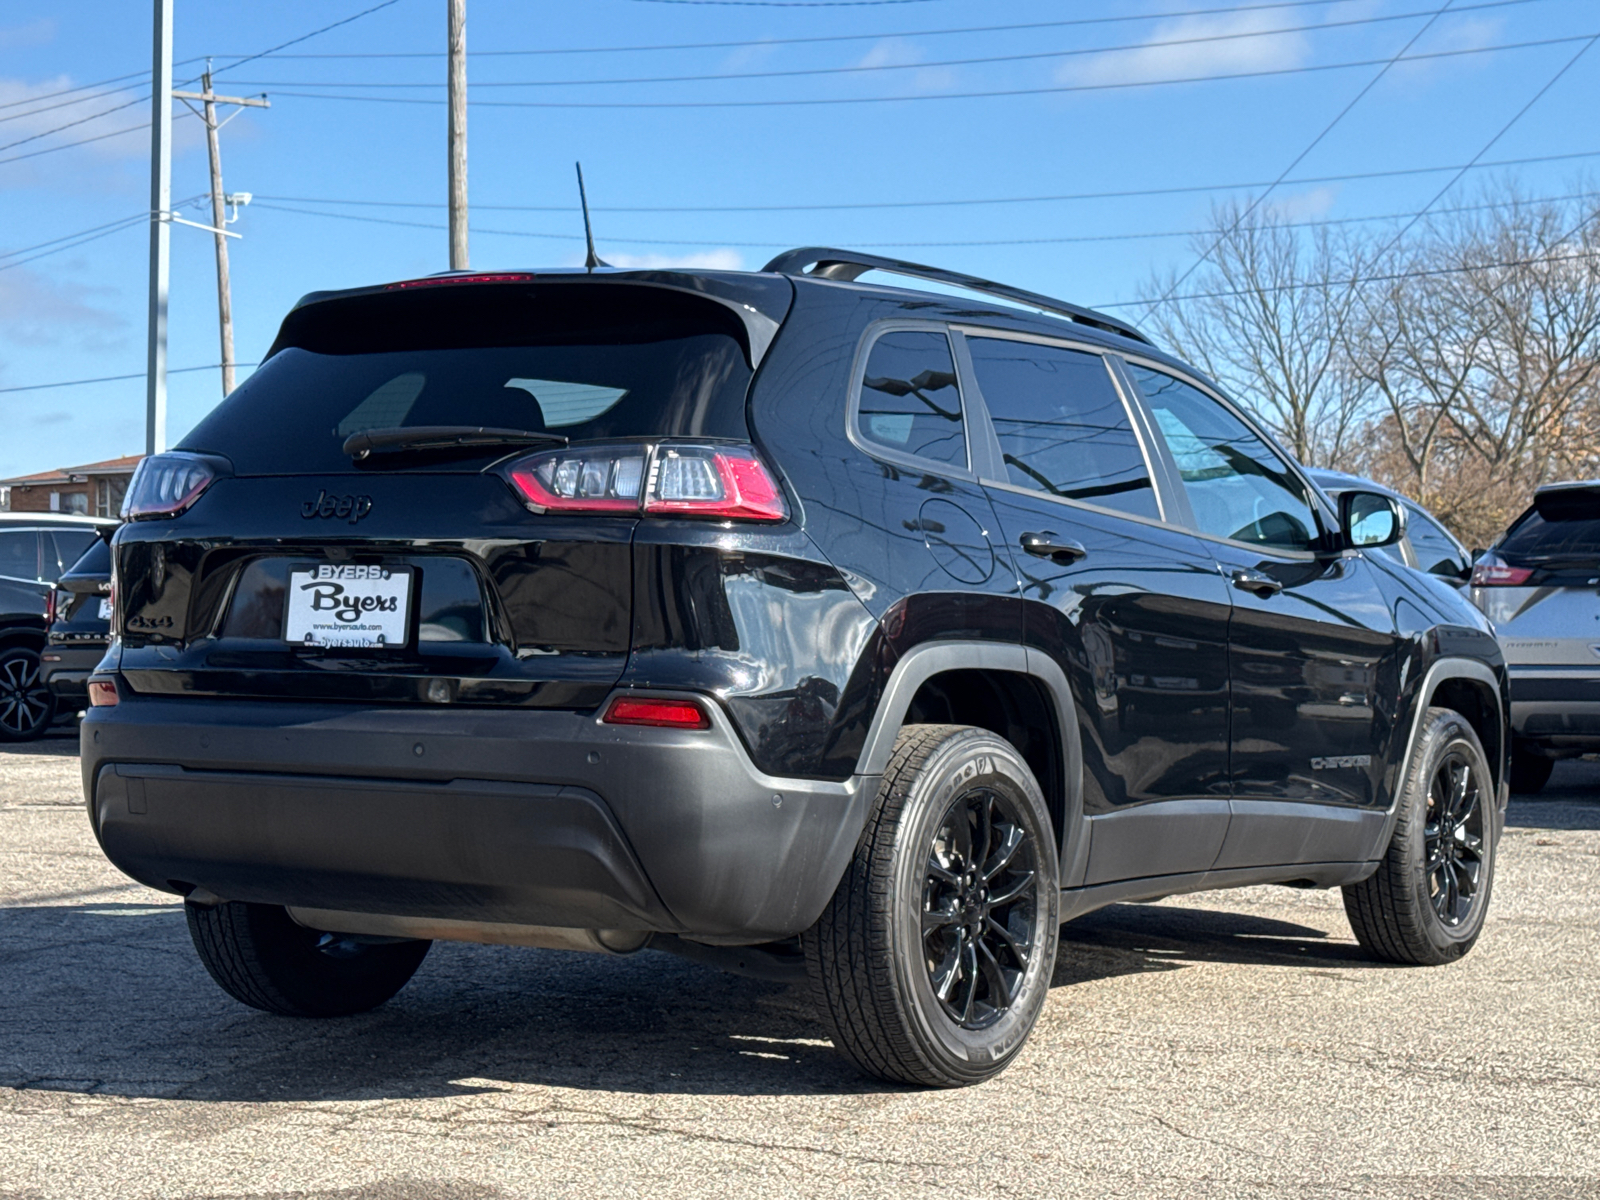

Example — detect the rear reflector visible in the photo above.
[602,696,710,729]
[1470,561,1533,587]
[87,680,119,707]
[385,273,535,290]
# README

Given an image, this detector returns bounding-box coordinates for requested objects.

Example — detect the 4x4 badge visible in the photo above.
[301,489,373,524]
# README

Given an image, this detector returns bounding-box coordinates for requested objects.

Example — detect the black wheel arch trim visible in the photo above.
[852,640,1086,883]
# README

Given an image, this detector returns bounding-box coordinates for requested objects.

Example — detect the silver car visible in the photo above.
[1470,481,1600,793]
[1306,470,1473,588]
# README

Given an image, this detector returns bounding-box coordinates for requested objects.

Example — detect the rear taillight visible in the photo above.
[1470,558,1533,587]
[504,441,787,522]
[602,695,710,729]
[508,443,649,513]
[87,679,119,707]
[122,452,222,520]
[44,588,59,627]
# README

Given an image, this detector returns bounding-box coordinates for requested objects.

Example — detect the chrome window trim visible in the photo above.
[844,318,975,482]
[950,325,1173,525]
[1117,352,1337,550]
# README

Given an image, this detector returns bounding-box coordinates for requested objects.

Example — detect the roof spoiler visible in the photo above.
[761,246,1150,345]
[1533,481,1600,521]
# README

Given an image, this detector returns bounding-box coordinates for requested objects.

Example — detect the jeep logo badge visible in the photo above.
[301,489,373,524]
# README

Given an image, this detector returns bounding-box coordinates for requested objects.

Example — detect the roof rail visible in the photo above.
[761,246,1150,345]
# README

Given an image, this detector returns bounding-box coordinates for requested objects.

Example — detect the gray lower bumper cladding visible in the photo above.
[83,695,877,944]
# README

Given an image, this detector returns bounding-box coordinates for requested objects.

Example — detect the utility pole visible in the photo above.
[174,69,268,397]
[447,0,468,269]
[146,0,173,456]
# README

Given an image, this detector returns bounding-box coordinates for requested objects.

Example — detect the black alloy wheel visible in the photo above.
[1343,706,1496,965]
[0,647,55,742]
[805,724,1060,1087]
[922,787,1038,1030]
[1424,748,1485,928]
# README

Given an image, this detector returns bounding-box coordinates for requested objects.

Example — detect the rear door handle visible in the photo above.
[1232,568,1283,597]
[1019,531,1088,563]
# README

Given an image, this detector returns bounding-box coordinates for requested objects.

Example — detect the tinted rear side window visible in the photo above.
[855,330,967,468]
[180,284,755,475]
[968,337,1158,520]
[0,531,38,581]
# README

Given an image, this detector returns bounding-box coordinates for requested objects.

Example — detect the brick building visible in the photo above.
[0,454,142,517]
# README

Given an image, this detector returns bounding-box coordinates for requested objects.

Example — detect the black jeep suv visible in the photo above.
[84,251,1509,1086]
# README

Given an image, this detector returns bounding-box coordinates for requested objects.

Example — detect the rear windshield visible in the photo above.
[180,284,755,475]
[62,537,110,578]
[1499,506,1600,561]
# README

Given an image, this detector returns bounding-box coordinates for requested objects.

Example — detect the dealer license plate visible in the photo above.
[284,564,411,648]
[97,598,112,620]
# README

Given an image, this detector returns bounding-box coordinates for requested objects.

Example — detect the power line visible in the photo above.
[1100,247,1600,308]
[265,33,1600,107]
[0,70,152,113]
[0,363,253,396]
[0,194,208,271]
[0,92,148,155]
[217,1,1546,90]
[251,191,1598,250]
[202,0,406,83]
[1149,0,1460,317]
[218,0,1548,59]
[0,82,145,126]
[253,147,1600,215]
[0,122,150,168]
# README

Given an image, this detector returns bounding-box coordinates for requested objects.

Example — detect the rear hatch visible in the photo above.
[1472,484,1600,667]
[50,535,113,646]
[112,274,790,708]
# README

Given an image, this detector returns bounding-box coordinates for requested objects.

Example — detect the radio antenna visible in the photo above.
[575,162,609,271]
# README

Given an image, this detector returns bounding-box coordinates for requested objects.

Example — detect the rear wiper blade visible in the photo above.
[343,425,567,460]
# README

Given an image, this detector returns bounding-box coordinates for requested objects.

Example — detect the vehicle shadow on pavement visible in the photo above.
[1506,759,1600,830]
[0,724,81,757]
[0,901,877,1102]
[1055,903,1371,985]
[0,896,1378,1104]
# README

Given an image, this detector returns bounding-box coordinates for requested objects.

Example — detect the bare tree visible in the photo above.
[1142,202,1374,468]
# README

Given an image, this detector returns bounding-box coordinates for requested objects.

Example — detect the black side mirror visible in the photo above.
[1340,490,1404,550]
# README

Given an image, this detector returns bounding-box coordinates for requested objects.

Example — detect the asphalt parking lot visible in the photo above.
[3,726,1598,1200]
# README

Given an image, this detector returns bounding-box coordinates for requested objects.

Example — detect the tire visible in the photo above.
[0,644,55,743]
[1509,746,1553,795]
[804,724,1060,1087]
[1343,707,1496,965]
[186,900,430,1017]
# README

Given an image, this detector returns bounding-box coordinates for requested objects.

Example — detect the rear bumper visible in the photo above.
[81,693,877,943]
[41,644,106,702]
[1509,670,1600,750]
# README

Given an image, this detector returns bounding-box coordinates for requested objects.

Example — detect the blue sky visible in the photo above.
[0,0,1596,478]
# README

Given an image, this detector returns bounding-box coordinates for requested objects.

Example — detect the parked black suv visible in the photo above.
[85,252,1509,1086]
[0,512,113,740]
[42,531,115,711]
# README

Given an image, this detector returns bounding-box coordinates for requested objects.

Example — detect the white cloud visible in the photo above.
[0,265,125,349]
[852,38,956,92]
[1267,185,1341,222]
[596,249,745,271]
[0,19,55,50]
[1058,11,1312,88]
[0,76,152,163]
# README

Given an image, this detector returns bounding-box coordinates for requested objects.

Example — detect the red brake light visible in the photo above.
[122,452,220,520]
[503,441,787,523]
[385,273,535,290]
[45,588,59,627]
[603,695,710,729]
[87,679,119,707]
[1470,560,1533,587]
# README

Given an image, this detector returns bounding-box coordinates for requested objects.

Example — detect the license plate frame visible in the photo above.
[283,563,413,649]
